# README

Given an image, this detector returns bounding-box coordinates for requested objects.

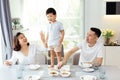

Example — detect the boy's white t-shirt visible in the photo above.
[77,40,104,65]
[47,21,64,46]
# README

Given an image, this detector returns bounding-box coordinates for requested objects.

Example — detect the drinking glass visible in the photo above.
[99,67,106,79]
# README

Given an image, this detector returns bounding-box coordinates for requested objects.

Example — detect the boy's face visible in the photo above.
[46,13,56,23]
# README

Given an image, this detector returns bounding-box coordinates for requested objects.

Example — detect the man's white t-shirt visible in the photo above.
[47,21,64,46]
[9,44,47,65]
[77,40,104,65]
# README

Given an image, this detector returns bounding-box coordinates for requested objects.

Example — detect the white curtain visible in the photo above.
[0,0,13,61]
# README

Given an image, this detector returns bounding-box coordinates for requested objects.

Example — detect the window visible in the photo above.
[10,0,84,50]
[0,23,3,64]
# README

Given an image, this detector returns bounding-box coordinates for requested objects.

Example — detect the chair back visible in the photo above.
[35,53,47,64]
[72,52,80,65]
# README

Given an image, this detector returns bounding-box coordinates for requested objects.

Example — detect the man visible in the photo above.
[57,27,104,69]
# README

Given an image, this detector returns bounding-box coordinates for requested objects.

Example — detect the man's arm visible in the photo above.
[90,57,103,66]
[57,46,79,69]
[96,57,103,66]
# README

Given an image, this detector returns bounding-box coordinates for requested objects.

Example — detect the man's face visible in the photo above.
[86,30,98,43]
[46,13,56,23]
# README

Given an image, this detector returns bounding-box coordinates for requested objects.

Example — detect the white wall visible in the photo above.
[85,0,120,43]
[9,0,23,19]
[9,0,120,42]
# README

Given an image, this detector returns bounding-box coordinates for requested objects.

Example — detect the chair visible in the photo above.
[48,44,64,65]
[72,52,80,65]
[35,53,47,64]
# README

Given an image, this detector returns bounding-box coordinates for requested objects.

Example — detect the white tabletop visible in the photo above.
[0,65,120,80]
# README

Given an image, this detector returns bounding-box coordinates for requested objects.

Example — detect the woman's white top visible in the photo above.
[77,40,104,65]
[9,44,47,65]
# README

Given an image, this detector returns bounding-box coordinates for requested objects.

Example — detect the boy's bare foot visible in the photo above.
[48,65,54,68]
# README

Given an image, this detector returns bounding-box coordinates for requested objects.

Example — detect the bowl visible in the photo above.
[28,64,40,70]
[24,75,41,80]
[80,75,97,80]
[79,62,92,68]
[48,70,59,77]
[60,70,71,77]
[82,68,94,72]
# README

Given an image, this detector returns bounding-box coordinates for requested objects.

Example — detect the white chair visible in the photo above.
[72,52,80,65]
[35,53,47,64]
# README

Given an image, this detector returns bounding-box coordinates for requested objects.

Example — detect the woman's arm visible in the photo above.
[4,51,17,66]
[59,30,64,44]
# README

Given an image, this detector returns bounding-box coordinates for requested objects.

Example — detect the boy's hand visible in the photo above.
[59,38,63,45]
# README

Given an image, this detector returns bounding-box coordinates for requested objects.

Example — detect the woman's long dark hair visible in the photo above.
[13,32,29,51]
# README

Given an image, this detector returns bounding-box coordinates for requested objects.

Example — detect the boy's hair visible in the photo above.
[46,7,56,15]
[90,27,101,38]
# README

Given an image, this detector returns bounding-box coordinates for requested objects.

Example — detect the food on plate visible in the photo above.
[48,70,59,76]
[60,70,71,77]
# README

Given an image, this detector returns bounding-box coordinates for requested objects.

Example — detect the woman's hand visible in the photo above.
[4,60,12,66]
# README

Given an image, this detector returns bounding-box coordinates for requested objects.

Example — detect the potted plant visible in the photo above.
[102,29,114,45]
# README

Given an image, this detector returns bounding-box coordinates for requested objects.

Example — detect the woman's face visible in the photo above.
[18,34,28,46]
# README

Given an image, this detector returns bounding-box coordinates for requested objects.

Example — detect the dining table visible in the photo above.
[0,64,120,80]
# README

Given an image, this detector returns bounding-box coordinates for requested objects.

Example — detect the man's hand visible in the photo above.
[57,61,65,69]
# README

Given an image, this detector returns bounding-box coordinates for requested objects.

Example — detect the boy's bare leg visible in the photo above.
[49,50,55,68]
[56,52,62,63]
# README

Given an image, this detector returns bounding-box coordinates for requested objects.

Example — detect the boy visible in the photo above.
[45,8,64,68]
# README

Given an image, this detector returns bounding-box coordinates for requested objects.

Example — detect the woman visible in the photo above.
[4,32,46,65]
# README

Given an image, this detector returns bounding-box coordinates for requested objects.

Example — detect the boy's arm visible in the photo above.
[59,30,65,44]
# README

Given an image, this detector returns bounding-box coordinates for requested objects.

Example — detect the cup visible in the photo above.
[99,67,106,79]
[17,65,24,79]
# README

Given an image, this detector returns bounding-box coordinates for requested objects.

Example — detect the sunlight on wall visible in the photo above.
[20,0,83,49]
[102,15,120,43]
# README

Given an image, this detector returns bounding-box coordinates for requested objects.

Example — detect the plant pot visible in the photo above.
[105,38,110,45]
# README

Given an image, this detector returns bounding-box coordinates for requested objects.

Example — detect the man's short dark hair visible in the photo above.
[46,7,56,15]
[90,27,101,38]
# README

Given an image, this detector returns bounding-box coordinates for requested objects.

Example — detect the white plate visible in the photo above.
[80,75,97,80]
[28,64,40,70]
[24,75,41,80]
[82,68,94,72]
[48,70,59,77]
[79,63,92,68]
[60,71,71,77]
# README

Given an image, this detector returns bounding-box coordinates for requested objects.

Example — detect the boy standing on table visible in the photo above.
[45,8,65,68]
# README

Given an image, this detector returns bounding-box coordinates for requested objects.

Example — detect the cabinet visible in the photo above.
[104,46,120,68]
